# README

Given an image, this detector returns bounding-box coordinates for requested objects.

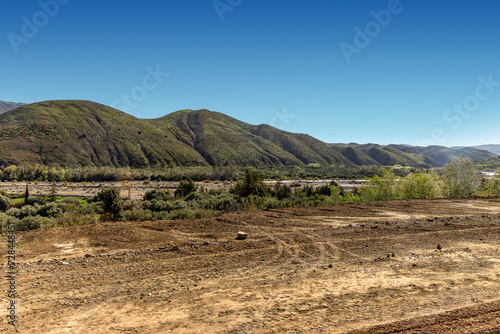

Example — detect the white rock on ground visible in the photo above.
[236,231,248,240]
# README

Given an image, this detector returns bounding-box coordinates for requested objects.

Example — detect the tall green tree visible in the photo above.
[234,169,268,197]
[96,187,123,221]
[400,171,441,199]
[358,168,398,202]
[479,169,500,197]
[24,182,29,204]
[174,180,197,198]
[441,158,479,198]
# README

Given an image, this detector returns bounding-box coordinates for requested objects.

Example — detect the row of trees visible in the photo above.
[358,158,500,201]
[0,164,400,183]
[0,165,238,182]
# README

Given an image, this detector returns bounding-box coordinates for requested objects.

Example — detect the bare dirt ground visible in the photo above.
[2,198,500,333]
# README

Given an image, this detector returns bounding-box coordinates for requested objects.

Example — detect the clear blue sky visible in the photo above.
[2,0,500,147]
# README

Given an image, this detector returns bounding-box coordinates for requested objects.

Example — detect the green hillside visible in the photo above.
[0,100,496,169]
[0,100,206,168]
[329,145,379,166]
[155,109,355,167]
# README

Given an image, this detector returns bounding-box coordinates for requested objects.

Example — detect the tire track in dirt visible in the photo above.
[2,198,500,333]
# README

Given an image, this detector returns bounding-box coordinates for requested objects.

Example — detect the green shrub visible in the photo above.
[358,169,398,202]
[0,213,17,233]
[144,188,172,201]
[6,205,40,219]
[25,196,46,206]
[123,208,153,221]
[273,182,292,200]
[479,171,500,197]
[260,197,284,209]
[242,194,264,210]
[152,211,171,220]
[315,185,333,196]
[95,187,123,221]
[79,201,103,215]
[185,190,239,212]
[168,208,197,220]
[175,180,197,198]
[122,198,144,211]
[149,199,173,212]
[234,170,269,197]
[330,180,346,197]
[211,192,239,211]
[172,200,190,211]
[9,198,25,208]
[17,215,50,231]
[36,202,64,217]
[0,194,10,212]
[441,158,479,198]
[400,171,441,199]
[54,211,99,226]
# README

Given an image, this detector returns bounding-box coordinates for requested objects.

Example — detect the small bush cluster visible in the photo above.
[0,196,97,232]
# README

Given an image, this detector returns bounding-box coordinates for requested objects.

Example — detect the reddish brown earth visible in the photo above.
[1,198,500,333]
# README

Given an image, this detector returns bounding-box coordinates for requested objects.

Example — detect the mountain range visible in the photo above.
[0,100,26,114]
[452,144,500,156]
[0,100,497,169]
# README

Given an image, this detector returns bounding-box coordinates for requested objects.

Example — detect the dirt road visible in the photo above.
[2,198,500,333]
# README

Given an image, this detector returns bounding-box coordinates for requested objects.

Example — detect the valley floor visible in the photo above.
[1,198,500,333]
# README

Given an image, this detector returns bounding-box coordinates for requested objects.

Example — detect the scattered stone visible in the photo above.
[236,231,248,240]
[171,245,180,251]
[328,264,333,268]
[84,253,94,258]
[391,252,395,258]
[437,244,442,250]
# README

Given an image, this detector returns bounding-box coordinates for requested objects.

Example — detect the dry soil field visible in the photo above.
[2,198,500,333]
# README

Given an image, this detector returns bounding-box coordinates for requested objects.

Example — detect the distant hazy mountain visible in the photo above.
[0,100,26,114]
[329,143,496,168]
[0,100,496,168]
[452,144,500,156]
